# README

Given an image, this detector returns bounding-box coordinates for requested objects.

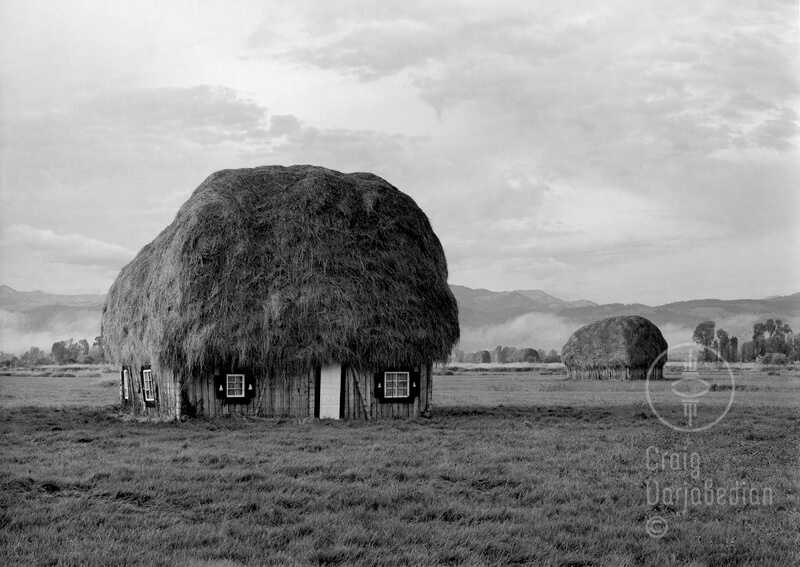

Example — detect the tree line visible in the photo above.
[0,337,106,367]
[450,346,561,364]
[692,318,798,364]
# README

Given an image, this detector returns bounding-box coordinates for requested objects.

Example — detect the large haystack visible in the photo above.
[561,316,667,380]
[102,165,459,419]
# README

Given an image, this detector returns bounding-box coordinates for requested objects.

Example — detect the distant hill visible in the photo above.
[0,285,105,310]
[449,286,800,351]
[2,283,799,354]
[0,285,105,353]
[449,285,599,327]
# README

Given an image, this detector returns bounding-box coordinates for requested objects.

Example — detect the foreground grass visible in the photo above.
[1,402,798,567]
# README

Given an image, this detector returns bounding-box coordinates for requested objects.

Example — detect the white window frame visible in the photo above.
[142,369,155,402]
[384,371,410,398]
[122,368,130,400]
[227,374,245,398]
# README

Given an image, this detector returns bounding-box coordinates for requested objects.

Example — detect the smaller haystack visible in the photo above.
[561,316,667,380]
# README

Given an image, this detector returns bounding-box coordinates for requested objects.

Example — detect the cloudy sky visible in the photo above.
[1,0,798,305]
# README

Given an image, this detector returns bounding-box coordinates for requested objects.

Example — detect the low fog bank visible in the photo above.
[0,309,101,355]
[459,312,782,355]
[459,313,581,352]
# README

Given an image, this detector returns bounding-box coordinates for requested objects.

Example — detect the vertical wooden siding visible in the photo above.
[122,363,432,420]
[181,369,315,418]
[342,365,429,420]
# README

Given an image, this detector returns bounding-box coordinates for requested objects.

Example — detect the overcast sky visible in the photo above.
[1,0,797,305]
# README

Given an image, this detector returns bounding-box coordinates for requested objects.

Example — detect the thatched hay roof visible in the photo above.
[102,165,459,375]
[561,316,667,370]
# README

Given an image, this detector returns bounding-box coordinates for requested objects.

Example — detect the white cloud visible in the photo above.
[1,225,135,270]
[0,225,135,294]
[1,0,797,303]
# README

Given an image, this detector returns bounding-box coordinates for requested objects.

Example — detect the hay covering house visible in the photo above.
[561,316,667,380]
[102,165,459,419]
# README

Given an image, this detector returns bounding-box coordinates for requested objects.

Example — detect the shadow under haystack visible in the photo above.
[561,316,667,380]
[102,165,459,419]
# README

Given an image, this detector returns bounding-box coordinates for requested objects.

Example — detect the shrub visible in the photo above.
[768,353,788,365]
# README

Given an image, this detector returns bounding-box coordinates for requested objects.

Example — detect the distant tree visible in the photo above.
[472,350,492,364]
[765,334,791,357]
[752,323,767,356]
[767,353,788,365]
[729,336,738,363]
[493,346,504,363]
[508,348,540,363]
[51,341,67,365]
[693,321,716,361]
[67,339,82,362]
[0,351,19,367]
[544,349,561,363]
[773,321,792,341]
[51,339,82,365]
[89,336,106,364]
[501,346,517,362]
[78,339,90,356]
[740,341,757,362]
[716,329,730,362]
[20,346,48,366]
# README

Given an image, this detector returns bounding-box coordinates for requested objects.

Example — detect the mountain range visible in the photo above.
[450,285,800,351]
[1,284,798,353]
[450,284,800,328]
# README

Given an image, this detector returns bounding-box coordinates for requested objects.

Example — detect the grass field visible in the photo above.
[1,365,798,566]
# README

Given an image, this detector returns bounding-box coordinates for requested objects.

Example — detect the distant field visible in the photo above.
[1,365,798,566]
[0,365,120,408]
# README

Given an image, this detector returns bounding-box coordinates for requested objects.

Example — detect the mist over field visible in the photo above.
[459,313,578,352]
[0,308,100,355]
[460,315,790,356]
[453,287,800,354]
[1,284,797,357]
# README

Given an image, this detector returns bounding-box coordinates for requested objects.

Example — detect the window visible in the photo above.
[374,368,419,403]
[227,374,245,398]
[384,371,410,398]
[122,368,130,401]
[142,369,155,402]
